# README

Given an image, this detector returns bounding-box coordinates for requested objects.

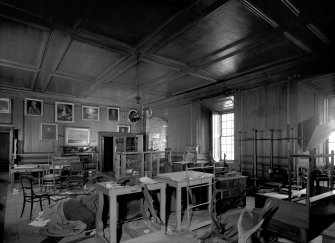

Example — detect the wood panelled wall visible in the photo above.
[168,102,210,154]
[236,80,326,180]
[0,93,143,154]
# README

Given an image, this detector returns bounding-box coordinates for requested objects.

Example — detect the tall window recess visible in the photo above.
[212,96,234,161]
[329,132,335,154]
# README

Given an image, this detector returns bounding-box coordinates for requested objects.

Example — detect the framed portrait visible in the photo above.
[65,127,90,146]
[25,98,43,116]
[117,124,130,133]
[0,98,11,113]
[40,123,58,141]
[82,105,99,121]
[107,107,119,121]
[55,102,74,123]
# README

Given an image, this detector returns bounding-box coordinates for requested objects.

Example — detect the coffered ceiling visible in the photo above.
[0,0,334,117]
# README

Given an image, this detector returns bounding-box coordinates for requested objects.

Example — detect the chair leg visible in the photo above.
[21,196,26,218]
[30,199,33,220]
[48,196,50,205]
[39,197,43,211]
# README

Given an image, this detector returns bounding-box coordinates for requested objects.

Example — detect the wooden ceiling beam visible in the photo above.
[306,23,332,46]
[40,37,72,92]
[52,71,95,83]
[0,58,39,72]
[0,3,51,31]
[32,29,55,91]
[241,0,331,54]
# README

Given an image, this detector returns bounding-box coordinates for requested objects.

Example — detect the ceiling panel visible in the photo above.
[88,84,135,103]
[149,74,213,95]
[79,0,195,46]
[112,60,176,86]
[0,66,35,89]
[57,40,123,78]
[0,18,49,66]
[203,37,305,76]
[46,76,93,97]
[155,0,272,64]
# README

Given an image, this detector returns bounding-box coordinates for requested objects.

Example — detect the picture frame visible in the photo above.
[107,107,119,121]
[117,124,131,133]
[0,98,11,113]
[55,102,74,123]
[40,123,58,141]
[65,127,90,146]
[25,98,43,116]
[82,105,99,121]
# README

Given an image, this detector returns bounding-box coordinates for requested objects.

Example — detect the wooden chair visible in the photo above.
[41,158,63,192]
[41,157,78,192]
[66,161,85,189]
[20,175,50,220]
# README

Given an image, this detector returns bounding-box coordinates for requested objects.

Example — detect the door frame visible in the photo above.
[0,125,14,170]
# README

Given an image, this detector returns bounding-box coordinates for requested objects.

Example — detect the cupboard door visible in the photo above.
[115,137,126,152]
[126,137,138,152]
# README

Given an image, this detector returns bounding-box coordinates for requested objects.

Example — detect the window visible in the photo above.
[212,96,234,161]
[221,113,234,160]
[329,132,335,154]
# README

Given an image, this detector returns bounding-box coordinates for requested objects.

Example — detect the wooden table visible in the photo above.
[156,171,214,231]
[10,164,47,190]
[95,180,166,243]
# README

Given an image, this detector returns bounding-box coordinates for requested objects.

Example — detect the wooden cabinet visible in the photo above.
[213,175,247,214]
[98,132,143,174]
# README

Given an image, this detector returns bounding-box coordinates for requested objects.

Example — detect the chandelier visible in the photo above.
[128,55,152,123]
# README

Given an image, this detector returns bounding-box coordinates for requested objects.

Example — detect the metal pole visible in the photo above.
[290,127,297,182]
[253,129,258,190]
[270,129,274,176]
[288,150,292,201]
[331,150,334,190]
[239,131,243,173]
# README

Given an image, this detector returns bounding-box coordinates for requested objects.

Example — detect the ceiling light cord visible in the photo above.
[129,54,152,122]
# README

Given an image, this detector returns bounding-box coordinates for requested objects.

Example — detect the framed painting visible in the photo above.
[0,98,11,113]
[25,98,43,116]
[107,107,119,121]
[40,123,58,141]
[65,127,90,146]
[82,105,99,121]
[117,124,130,133]
[55,102,74,123]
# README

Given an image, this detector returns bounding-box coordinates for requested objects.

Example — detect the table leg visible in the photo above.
[96,191,105,241]
[109,194,117,243]
[208,180,212,215]
[160,185,166,227]
[11,171,14,191]
[176,186,181,231]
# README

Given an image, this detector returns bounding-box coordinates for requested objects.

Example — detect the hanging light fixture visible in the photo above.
[128,54,152,123]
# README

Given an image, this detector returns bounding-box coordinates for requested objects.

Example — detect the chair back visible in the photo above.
[20,175,34,197]
[52,156,81,174]
[69,161,84,174]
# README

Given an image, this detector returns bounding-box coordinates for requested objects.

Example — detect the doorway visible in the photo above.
[103,136,114,172]
[0,132,10,172]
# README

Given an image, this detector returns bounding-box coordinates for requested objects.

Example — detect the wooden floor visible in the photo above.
[0,171,323,243]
